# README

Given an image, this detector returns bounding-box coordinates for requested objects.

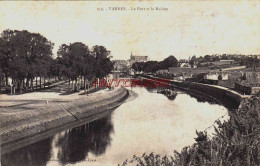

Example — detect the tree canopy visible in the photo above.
[0,29,113,94]
[132,55,179,73]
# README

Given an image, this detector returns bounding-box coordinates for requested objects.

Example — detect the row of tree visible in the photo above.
[132,56,179,73]
[0,29,113,94]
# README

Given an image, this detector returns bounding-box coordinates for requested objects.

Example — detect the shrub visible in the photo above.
[120,96,260,166]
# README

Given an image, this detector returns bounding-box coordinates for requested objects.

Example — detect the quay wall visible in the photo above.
[170,80,243,109]
[140,75,248,109]
[0,87,128,148]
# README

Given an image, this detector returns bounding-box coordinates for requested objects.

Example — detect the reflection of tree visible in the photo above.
[166,94,177,100]
[88,116,113,156]
[186,92,217,104]
[186,92,238,110]
[56,115,113,164]
[145,86,157,92]
[1,137,52,166]
[145,87,178,101]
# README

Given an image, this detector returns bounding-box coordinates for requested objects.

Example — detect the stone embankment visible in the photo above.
[140,75,250,109]
[169,80,247,109]
[0,87,128,147]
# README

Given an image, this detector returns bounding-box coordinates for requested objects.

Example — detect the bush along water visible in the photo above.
[120,96,260,166]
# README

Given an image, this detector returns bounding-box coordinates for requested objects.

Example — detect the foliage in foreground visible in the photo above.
[120,96,260,166]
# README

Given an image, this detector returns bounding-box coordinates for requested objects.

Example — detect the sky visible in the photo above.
[0,1,260,61]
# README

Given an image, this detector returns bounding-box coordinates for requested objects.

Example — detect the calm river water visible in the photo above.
[1,87,228,166]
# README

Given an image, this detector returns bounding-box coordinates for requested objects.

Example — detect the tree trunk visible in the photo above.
[11,77,13,94]
[26,78,30,92]
[80,76,83,89]
[13,84,15,94]
[72,80,74,91]
[23,79,25,91]
[87,83,89,96]
[20,79,22,93]
[36,77,38,89]
[95,78,98,89]
[10,84,13,95]
[31,78,33,90]
[84,77,86,93]
[40,77,42,89]
[5,74,8,86]
[68,78,71,91]
[44,77,46,89]
[17,80,21,93]
[13,77,15,94]
[75,78,78,91]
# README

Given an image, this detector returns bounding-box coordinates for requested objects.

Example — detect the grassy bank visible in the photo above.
[120,95,260,166]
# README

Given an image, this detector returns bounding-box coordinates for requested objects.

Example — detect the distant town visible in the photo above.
[113,53,260,95]
[1,1,260,165]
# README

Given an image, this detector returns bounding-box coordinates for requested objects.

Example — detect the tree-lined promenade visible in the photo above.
[0,29,113,94]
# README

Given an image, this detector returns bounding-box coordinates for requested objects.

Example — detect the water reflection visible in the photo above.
[56,115,113,164]
[186,92,217,104]
[1,115,113,166]
[145,86,225,106]
[1,137,53,166]
[1,87,229,166]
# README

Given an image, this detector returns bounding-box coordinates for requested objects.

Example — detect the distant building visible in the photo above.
[179,59,191,68]
[168,67,210,76]
[128,52,149,67]
[244,72,260,84]
[215,70,260,90]
[204,71,229,81]
[200,60,234,66]
[179,59,189,63]
[129,52,149,63]
[180,63,191,68]
[112,60,129,72]
[235,82,260,95]
[113,52,150,71]
[248,55,260,59]
[156,69,169,77]
[220,59,235,62]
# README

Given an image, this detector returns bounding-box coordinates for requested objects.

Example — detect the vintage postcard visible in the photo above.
[0,1,260,166]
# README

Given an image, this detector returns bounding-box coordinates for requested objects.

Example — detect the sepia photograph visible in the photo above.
[0,1,260,166]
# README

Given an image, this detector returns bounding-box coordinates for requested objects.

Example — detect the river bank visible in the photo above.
[121,95,260,166]
[0,87,129,152]
[119,76,260,166]
[139,74,251,109]
[1,86,229,166]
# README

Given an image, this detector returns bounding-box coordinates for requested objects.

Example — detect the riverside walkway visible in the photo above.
[0,82,128,150]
